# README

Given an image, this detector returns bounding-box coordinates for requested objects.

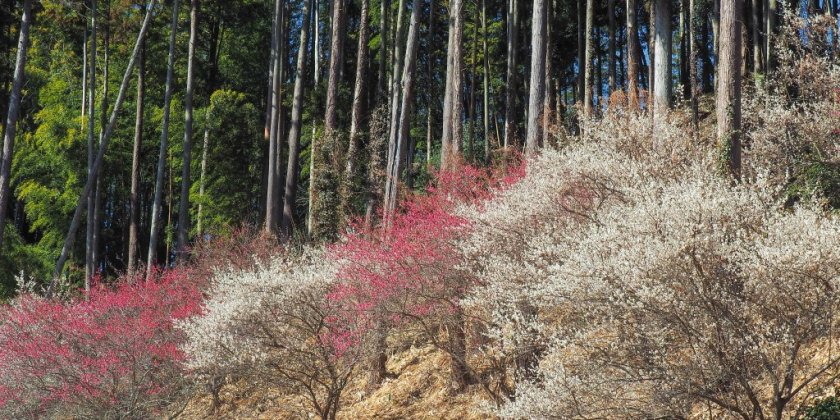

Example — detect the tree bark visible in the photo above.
[653,0,671,126]
[583,0,595,116]
[577,0,586,106]
[50,1,158,293]
[608,0,617,93]
[446,0,465,167]
[344,0,370,199]
[146,0,180,280]
[265,0,284,235]
[0,0,31,254]
[689,0,700,132]
[627,0,641,110]
[504,0,518,148]
[128,38,145,275]
[718,0,743,182]
[765,0,777,74]
[482,0,491,162]
[177,0,198,259]
[384,0,422,226]
[525,0,546,155]
[324,0,346,134]
[427,0,436,166]
[281,0,314,240]
[84,0,97,293]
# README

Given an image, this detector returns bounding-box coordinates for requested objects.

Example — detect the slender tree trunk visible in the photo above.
[608,0,617,93]
[383,0,407,220]
[584,0,595,116]
[765,0,777,74]
[81,22,87,128]
[627,0,640,110]
[146,0,180,281]
[378,0,390,100]
[177,0,198,259]
[426,0,436,166]
[92,0,111,280]
[648,1,656,98]
[525,0,546,154]
[468,19,478,159]
[265,0,284,235]
[542,0,554,148]
[504,0,518,148]
[384,0,422,225]
[128,39,145,275]
[85,0,97,293]
[718,0,743,181]
[577,0,586,105]
[314,0,321,85]
[442,0,465,169]
[197,106,211,239]
[680,0,690,98]
[751,0,762,78]
[197,18,221,240]
[281,0,313,239]
[0,0,32,254]
[482,0,491,162]
[324,0,346,135]
[653,0,672,126]
[343,0,370,207]
[689,0,700,132]
[50,1,158,293]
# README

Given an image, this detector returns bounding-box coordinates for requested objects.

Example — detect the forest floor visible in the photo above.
[178,342,493,419]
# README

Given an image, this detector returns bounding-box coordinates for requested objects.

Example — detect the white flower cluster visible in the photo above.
[179,248,338,373]
[459,108,840,418]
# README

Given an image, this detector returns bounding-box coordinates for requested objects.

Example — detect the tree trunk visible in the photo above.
[427,0,436,166]
[751,0,762,77]
[504,0,518,148]
[627,0,641,110]
[146,0,180,280]
[384,0,422,225]
[85,0,97,293]
[648,2,656,97]
[383,0,407,221]
[50,1,158,293]
[608,0,616,93]
[653,0,671,126]
[447,0,465,167]
[482,0,491,162]
[717,0,743,182]
[583,0,595,116]
[92,0,110,280]
[281,0,313,240]
[542,0,554,148]
[343,0,370,211]
[0,0,32,254]
[314,0,321,85]
[689,0,700,132]
[128,38,145,275]
[577,0,586,106]
[525,0,546,155]
[765,0,777,74]
[468,19,478,158]
[265,0,284,235]
[177,0,198,259]
[324,0,346,134]
[378,0,390,100]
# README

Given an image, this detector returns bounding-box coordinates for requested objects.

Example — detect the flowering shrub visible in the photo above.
[0,269,202,418]
[179,249,360,419]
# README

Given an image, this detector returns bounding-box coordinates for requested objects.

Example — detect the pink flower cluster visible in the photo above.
[327,160,524,346]
[0,270,203,417]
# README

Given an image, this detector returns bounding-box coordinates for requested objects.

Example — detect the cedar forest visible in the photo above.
[0,0,839,418]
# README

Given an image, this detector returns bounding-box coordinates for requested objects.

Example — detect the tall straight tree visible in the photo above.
[146,0,180,280]
[128,38,145,275]
[384,0,422,225]
[577,0,586,104]
[177,0,198,259]
[583,0,595,116]
[689,0,700,131]
[344,0,370,185]
[503,0,518,148]
[765,0,777,74]
[718,0,743,181]
[265,0,284,235]
[441,0,465,169]
[85,0,97,290]
[653,0,671,125]
[281,0,313,239]
[50,1,158,293]
[0,0,32,253]
[627,0,641,110]
[525,0,546,155]
[482,0,491,161]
